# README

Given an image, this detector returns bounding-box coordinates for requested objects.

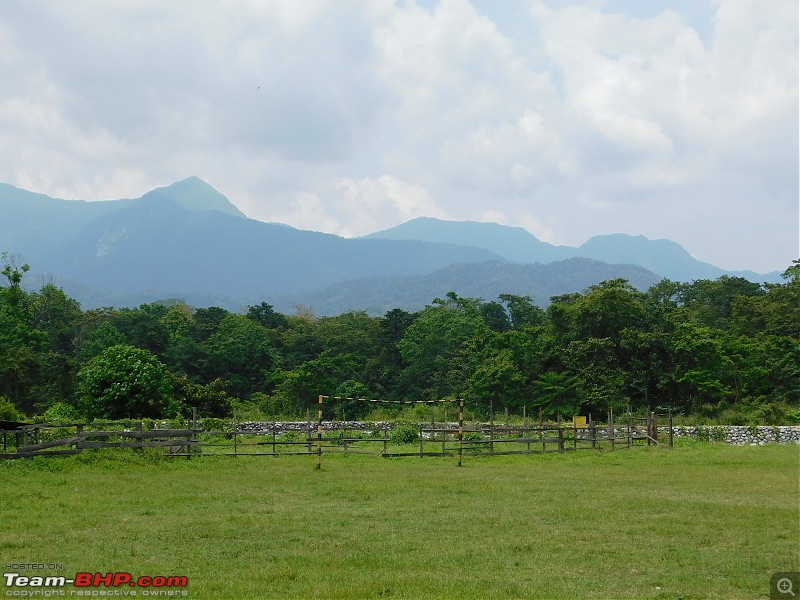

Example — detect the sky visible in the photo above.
[0,0,797,274]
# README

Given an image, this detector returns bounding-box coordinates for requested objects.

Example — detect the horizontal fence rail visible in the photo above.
[1,402,676,466]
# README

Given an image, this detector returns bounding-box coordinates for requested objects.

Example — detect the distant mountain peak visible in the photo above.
[364,216,569,263]
[364,218,778,283]
[141,177,247,218]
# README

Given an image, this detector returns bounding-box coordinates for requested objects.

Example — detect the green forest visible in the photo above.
[1,252,798,425]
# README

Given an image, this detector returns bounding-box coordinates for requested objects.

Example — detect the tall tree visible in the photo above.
[78,344,173,419]
[203,314,277,397]
[398,293,490,400]
[498,294,545,329]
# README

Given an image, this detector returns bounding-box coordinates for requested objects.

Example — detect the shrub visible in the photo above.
[785,408,800,425]
[390,422,419,445]
[368,427,387,439]
[693,425,711,442]
[279,431,303,443]
[710,427,726,443]
[41,402,82,424]
[0,396,23,421]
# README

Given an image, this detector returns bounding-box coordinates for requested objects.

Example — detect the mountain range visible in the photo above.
[364,216,771,283]
[0,177,780,315]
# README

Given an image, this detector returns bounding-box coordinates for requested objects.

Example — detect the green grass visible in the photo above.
[1,443,798,599]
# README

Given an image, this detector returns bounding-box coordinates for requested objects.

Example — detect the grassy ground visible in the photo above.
[1,442,797,599]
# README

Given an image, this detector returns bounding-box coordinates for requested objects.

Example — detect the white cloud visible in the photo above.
[0,0,795,273]
[265,190,343,234]
[331,175,449,237]
[524,0,797,270]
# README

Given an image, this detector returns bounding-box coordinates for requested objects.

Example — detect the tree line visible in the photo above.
[1,252,798,425]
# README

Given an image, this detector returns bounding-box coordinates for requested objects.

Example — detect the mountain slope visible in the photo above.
[363,216,573,263]
[0,181,503,308]
[0,183,134,264]
[1,179,778,313]
[577,234,766,282]
[368,217,779,283]
[46,200,501,296]
[267,258,662,316]
[141,176,247,218]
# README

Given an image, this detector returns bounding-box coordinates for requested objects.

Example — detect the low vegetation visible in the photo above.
[1,444,797,599]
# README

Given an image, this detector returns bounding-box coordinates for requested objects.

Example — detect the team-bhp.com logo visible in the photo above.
[4,572,188,597]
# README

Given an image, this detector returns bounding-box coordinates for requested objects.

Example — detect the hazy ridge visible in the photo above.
[0,178,779,315]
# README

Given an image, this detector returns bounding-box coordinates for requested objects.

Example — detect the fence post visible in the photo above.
[190,407,197,460]
[458,399,464,467]
[233,407,238,457]
[442,406,447,455]
[608,410,614,452]
[540,407,545,453]
[558,426,564,453]
[627,410,632,449]
[135,422,143,453]
[419,423,424,458]
[343,409,348,453]
[489,397,494,456]
[383,426,388,457]
[668,410,674,448]
[306,409,312,454]
[523,406,530,454]
[573,420,577,451]
[75,424,83,454]
[655,412,660,445]
[316,395,323,470]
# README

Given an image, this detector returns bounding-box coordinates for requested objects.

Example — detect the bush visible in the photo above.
[279,431,303,443]
[785,408,800,425]
[710,427,726,443]
[250,393,300,420]
[747,403,790,426]
[199,417,231,433]
[368,427,387,439]
[0,396,23,421]
[41,402,82,424]
[389,422,419,445]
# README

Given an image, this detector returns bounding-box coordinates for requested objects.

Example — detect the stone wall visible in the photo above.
[236,421,389,435]
[666,425,800,445]
[231,421,800,445]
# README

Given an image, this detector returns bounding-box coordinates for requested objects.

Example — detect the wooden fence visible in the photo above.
[1,422,198,459]
[0,407,673,465]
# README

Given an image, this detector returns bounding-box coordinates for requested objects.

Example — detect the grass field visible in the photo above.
[1,442,798,599]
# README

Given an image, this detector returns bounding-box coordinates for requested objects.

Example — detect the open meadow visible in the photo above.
[1,442,798,599]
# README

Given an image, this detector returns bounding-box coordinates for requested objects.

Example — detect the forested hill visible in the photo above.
[267,258,661,316]
[1,255,798,428]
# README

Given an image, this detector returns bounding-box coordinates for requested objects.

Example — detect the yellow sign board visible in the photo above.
[573,416,587,429]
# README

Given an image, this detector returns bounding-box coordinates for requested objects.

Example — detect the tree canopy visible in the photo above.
[1,254,798,425]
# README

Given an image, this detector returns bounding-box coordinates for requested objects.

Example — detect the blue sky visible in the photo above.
[0,0,797,273]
